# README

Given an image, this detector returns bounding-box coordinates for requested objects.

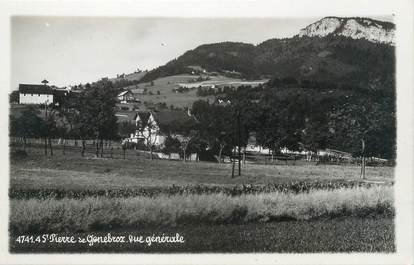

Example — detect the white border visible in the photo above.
[0,0,413,264]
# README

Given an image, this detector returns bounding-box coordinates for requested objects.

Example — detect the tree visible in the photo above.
[256,107,285,156]
[162,136,181,159]
[227,86,264,172]
[75,81,119,157]
[118,121,136,139]
[54,92,80,154]
[9,90,19,104]
[42,103,60,156]
[327,95,396,159]
[255,87,310,156]
[9,107,46,151]
[215,129,233,164]
[163,114,199,162]
[176,130,198,162]
[191,100,234,163]
[11,102,61,156]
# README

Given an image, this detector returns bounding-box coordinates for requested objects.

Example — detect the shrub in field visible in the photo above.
[9,180,385,200]
[9,186,393,234]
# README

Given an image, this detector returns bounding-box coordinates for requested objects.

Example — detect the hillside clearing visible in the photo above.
[132,74,266,108]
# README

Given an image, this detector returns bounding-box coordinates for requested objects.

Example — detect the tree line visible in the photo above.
[187,82,396,160]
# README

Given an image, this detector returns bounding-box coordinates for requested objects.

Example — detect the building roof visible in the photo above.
[136,111,151,126]
[19,84,53,95]
[324,148,352,156]
[53,89,69,97]
[136,110,194,133]
[153,110,192,126]
[117,90,132,97]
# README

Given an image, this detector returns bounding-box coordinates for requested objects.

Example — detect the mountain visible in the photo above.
[140,16,395,92]
[298,17,395,46]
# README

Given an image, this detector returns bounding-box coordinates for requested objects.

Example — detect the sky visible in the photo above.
[11,16,393,90]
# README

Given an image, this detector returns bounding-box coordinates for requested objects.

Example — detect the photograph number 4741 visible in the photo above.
[9,15,397,253]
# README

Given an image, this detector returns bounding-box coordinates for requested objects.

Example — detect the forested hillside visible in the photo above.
[141,36,395,93]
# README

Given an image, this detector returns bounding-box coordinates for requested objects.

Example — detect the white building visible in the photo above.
[128,110,194,148]
[117,90,135,103]
[317,148,352,160]
[134,112,165,146]
[244,132,271,154]
[19,84,53,105]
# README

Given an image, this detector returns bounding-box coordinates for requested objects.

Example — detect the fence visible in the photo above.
[10,137,123,149]
[240,152,393,167]
[9,137,393,166]
[9,137,200,161]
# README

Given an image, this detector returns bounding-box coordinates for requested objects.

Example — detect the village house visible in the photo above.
[117,90,135,103]
[244,132,271,154]
[129,110,194,147]
[243,132,317,160]
[19,84,54,105]
[316,148,353,161]
[133,111,161,145]
[177,83,216,89]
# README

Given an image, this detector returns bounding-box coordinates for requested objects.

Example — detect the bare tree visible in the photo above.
[176,130,197,162]
[218,141,226,164]
[138,115,159,160]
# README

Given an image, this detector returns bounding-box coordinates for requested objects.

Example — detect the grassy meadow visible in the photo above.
[10,149,394,190]
[9,150,395,252]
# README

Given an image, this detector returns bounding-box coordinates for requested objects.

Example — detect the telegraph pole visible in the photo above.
[229,99,242,178]
[237,108,241,176]
[231,108,236,178]
[360,139,366,180]
[44,99,48,156]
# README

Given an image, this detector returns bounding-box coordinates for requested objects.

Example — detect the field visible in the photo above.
[9,150,395,252]
[132,74,266,108]
[10,149,393,190]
